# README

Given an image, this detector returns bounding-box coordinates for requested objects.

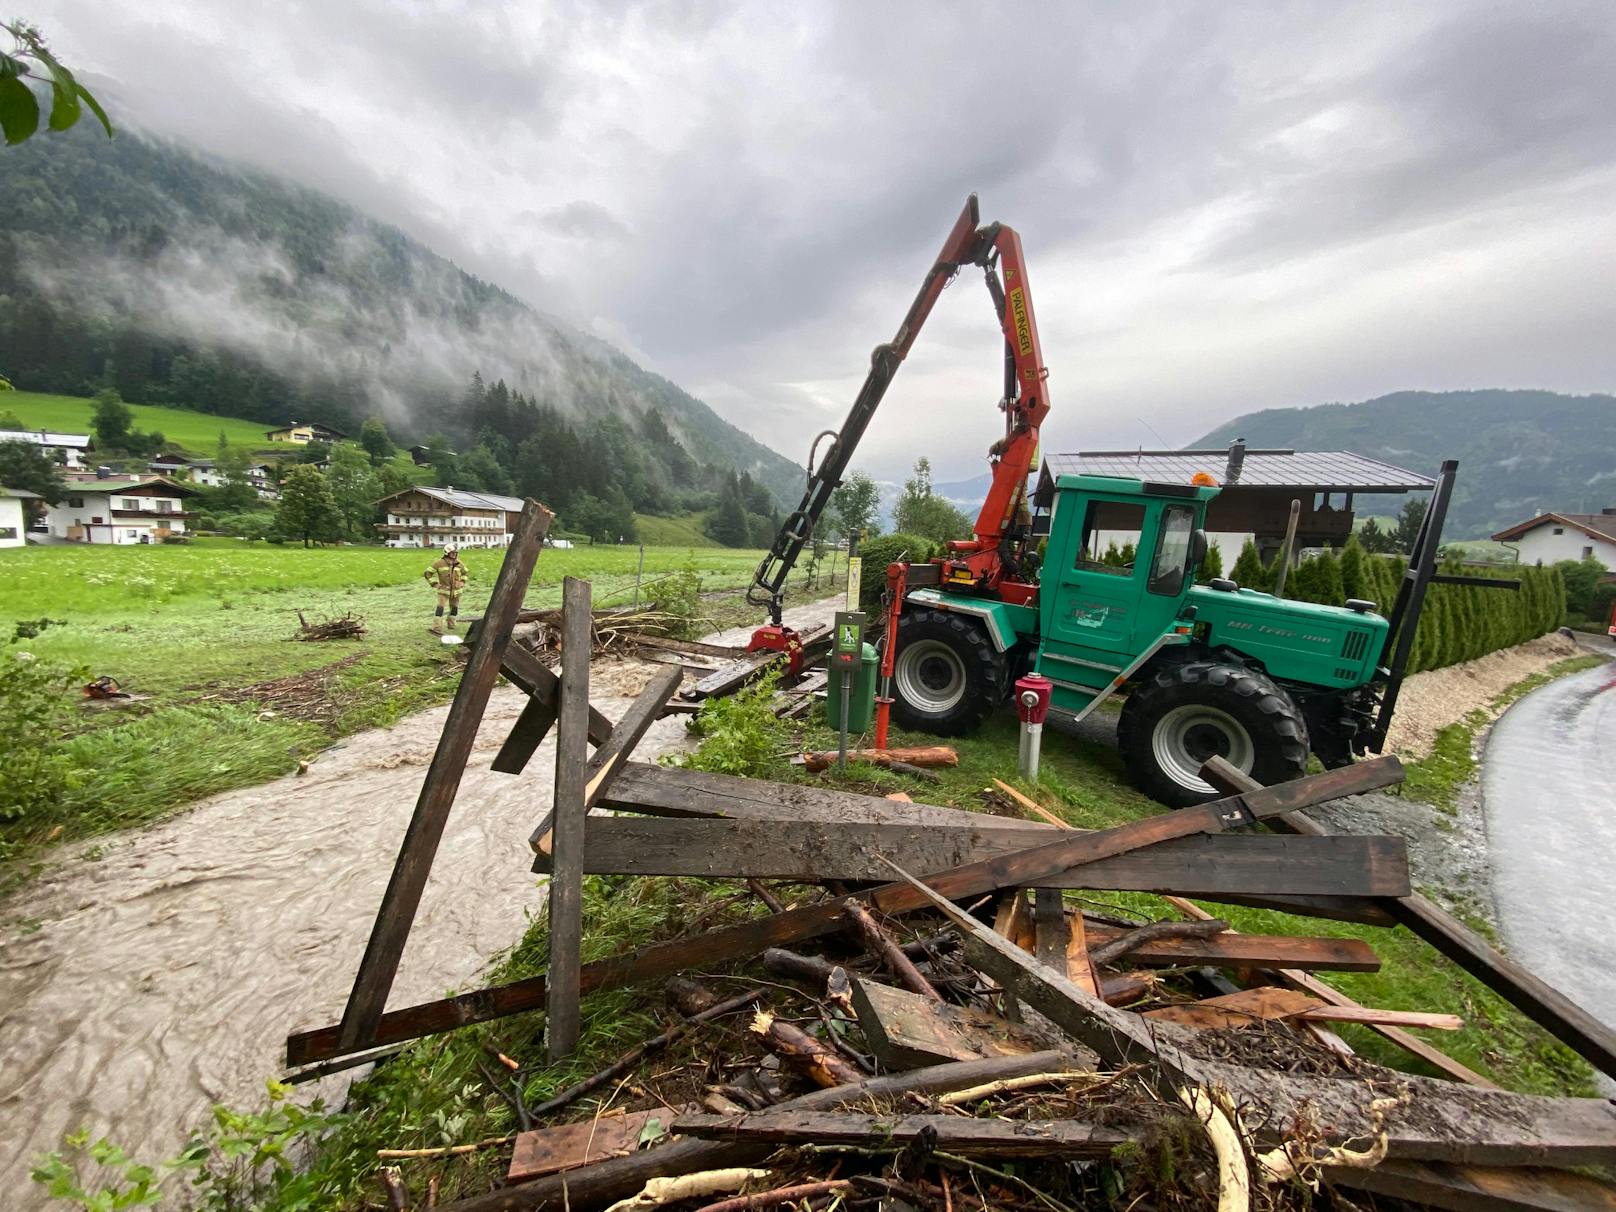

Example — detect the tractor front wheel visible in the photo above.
[1117,661,1308,807]
[889,607,1007,736]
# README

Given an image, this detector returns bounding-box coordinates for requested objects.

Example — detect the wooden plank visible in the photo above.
[436,1052,1073,1212]
[529,665,684,854]
[1305,1004,1464,1030]
[1082,923,1380,972]
[528,815,1411,897]
[1162,893,1494,1087]
[1332,1158,1616,1212]
[680,649,780,701]
[545,576,592,1061]
[1066,910,1099,995]
[886,858,1616,1167]
[1200,756,1616,1081]
[334,499,553,1051]
[669,1111,1134,1157]
[498,642,614,747]
[1034,888,1069,970]
[598,762,1036,831]
[850,977,1045,1068]
[1145,985,1325,1029]
[491,694,559,775]
[289,759,1406,1064]
[507,1109,661,1181]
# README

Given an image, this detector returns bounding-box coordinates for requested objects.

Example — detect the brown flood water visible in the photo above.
[0,597,838,1203]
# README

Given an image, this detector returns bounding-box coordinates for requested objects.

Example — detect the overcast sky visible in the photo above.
[29,0,1616,482]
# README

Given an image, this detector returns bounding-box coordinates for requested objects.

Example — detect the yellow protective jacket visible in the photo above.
[425,556,467,593]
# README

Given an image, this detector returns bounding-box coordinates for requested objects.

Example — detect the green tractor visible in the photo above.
[887,459,1464,807]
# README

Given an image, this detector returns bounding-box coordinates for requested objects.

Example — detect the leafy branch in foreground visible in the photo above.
[1,20,112,146]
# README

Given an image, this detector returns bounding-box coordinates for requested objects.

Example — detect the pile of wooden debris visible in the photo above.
[290,510,1616,1212]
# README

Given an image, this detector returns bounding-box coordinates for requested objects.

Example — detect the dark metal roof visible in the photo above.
[378,485,525,513]
[1043,449,1433,492]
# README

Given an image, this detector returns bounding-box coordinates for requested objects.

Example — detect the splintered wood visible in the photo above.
[291,577,1616,1211]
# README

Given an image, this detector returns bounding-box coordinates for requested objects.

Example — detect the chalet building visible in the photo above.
[374,486,523,549]
[0,428,93,469]
[44,471,199,544]
[266,422,349,445]
[1492,509,1616,572]
[0,486,37,548]
[1038,446,1433,567]
[148,455,225,487]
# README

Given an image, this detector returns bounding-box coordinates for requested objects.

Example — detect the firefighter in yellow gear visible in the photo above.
[425,546,468,632]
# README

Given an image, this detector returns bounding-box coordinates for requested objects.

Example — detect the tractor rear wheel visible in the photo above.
[1117,661,1308,807]
[890,607,1007,736]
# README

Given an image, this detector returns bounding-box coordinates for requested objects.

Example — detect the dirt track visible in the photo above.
[0,598,838,1201]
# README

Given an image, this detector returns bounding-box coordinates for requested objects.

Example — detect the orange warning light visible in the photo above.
[1191,471,1219,487]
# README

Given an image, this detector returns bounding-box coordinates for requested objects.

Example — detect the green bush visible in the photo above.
[0,642,86,837]
[680,668,786,778]
[856,533,935,611]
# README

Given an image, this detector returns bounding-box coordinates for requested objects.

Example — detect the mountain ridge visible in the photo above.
[0,123,804,511]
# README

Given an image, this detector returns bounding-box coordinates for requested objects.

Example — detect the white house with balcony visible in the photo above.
[44,473,199,544]
[374,485,521,549]
[0,428,93,470]
[1491,509,1616,571]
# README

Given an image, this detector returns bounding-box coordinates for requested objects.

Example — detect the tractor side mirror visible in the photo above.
[1190,528,1208,570]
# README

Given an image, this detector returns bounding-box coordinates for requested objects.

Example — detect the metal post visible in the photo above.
[837,679,852,772]
[631,544,645,609]
[1272,498,1301,598]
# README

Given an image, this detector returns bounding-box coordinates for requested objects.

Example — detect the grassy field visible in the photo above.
[632,511,719,547]
[0,540,808,866]
[2,390,274,456]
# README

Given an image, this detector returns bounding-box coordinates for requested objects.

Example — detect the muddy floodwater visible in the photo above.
[0,599,838,1204]
[1482,653,1616,1090]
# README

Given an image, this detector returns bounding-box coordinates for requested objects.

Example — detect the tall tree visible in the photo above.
[1391,497,1428,554]
[325,443,382,541]
[894,457,972,546]
[91,388,134,450]
[709,493,750,547]
[359,416,396,466]
[274,464,339,547]
[0,438,66,504]
[831,470,881,541]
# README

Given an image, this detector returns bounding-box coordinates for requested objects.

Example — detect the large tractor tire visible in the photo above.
[1117,661,1309,808]
[890,607,1007,736]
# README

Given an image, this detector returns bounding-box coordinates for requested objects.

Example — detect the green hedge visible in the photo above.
[856,533,936,611]
[1223,537,1565,674]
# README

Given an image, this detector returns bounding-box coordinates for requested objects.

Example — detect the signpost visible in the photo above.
[831,610,867,771]
[845,529,863,610]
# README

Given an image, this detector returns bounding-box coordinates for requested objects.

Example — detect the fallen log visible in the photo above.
[749,1010,862,1087]
[1089,918,1230,967]
[800,745,957,772]
[670,1111,1136,1157]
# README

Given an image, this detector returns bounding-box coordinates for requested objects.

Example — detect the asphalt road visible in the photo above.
[1482,641,1616,1084]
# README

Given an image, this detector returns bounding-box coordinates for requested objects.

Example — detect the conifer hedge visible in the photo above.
[1207,536,1564,674]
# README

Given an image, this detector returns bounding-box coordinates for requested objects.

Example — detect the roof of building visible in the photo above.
[266,422,349,439]
[0,485,41,499]
[377,485,524,512]
[1042,449,1434,492]
[1491,511,1616,545]
[60,474,200,496]
[0,429,93,447]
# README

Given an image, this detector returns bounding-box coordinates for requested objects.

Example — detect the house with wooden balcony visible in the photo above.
[374,486,523,549]
[266,422,349,445]
[44,471,200,544]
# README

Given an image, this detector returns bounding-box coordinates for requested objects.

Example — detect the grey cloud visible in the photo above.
[531,201,631,241]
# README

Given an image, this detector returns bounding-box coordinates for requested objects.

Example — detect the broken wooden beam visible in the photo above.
[1145,986,1463,1031]
[1081,922,1380,973]
[1330,1157,1616,1212]
[528,815,1411,898]
[850,977,1047,1068]
[680,649,782,701]
[289,759,1406,1064]
[545,576,592,1061]
[506,1109,663,1182]
[1088,917,1230,967]
[498,642,614,748]
[333,499,554,1052]
[1200,756,1616,1081]
[669,1111,1135,1157]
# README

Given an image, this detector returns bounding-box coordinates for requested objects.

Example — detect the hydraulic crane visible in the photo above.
[746,194,1050,666]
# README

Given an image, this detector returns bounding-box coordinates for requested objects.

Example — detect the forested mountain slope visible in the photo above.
[0,125,803,517]
[1196,389,1616,537]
